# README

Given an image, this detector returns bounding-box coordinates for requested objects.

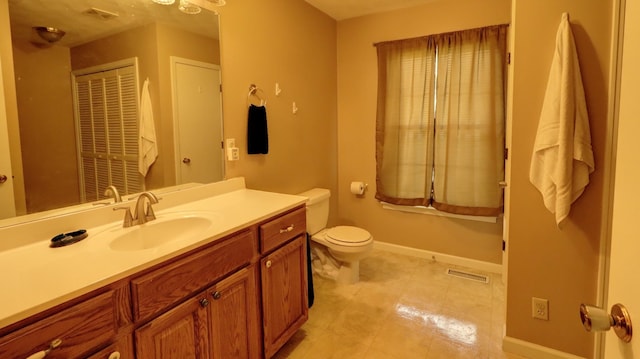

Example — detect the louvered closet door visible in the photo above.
[74,66,143,202]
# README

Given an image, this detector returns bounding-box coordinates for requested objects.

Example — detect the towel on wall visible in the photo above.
[247,104,269,154]
[138,78,158,176]
[529,12,595,227]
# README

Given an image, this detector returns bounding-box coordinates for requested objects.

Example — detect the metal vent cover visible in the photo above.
[82,7,120,20]
[446,268,490,284]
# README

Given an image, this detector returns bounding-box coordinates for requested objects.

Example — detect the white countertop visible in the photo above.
[0,179,306,329]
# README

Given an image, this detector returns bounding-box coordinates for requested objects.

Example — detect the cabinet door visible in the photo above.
[135,293,211,359]
[261,235,308,359]
[208,266,261,359]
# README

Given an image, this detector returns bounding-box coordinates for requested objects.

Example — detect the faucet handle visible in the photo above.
[113,207,134,227]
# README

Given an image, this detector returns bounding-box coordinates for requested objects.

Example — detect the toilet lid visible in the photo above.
[326,226,371,246]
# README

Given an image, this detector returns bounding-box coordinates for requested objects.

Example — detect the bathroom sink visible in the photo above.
[104,213,218,251]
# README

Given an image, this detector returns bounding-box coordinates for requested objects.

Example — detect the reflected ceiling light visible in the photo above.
[151,0,175,5]
[206,0,226,5]
[33,27,66,43]
[179,0,201,14]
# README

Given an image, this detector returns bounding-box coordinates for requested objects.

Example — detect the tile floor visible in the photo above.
[273,248,527,359]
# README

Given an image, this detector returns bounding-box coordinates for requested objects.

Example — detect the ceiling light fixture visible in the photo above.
[151,0,175,5]
[179,0,201,14]
[33,26,66,43]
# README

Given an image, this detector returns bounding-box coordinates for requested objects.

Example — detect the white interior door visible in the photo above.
[0,57,16,219]
[171,57,223,185]
[604,0,640,357]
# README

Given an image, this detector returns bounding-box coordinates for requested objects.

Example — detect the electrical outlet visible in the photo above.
[532,297,549,320]
[226,138,236,149]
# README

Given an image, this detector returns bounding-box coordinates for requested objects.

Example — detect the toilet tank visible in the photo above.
[297,188,330,235]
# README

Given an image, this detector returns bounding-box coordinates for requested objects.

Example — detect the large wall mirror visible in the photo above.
[2,0,224,220]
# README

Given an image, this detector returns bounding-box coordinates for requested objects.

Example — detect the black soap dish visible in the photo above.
[50,229,88,248]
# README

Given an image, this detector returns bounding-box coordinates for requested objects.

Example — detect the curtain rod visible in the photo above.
[372,23,510,47]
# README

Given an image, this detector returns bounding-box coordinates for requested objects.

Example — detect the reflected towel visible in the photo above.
[138,78,158,176]
[247,104,268,154]
[529,13,595,227]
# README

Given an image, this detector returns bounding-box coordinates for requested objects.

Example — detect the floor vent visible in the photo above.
[446,268,490,284]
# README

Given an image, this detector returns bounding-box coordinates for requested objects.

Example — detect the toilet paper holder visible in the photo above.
[580,303,632,342]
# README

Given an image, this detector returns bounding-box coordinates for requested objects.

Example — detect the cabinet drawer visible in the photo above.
[259,207,306,254]
[131,230,256,321]
[86,335,133,359]
[0,291,118,359]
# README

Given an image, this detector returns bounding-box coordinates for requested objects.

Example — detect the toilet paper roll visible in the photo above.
[350,182,366,195]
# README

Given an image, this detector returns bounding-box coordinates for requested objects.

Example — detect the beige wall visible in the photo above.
[12,44,79,212]
[217,0,339,221]
[336,0,511,264]
[0,0,26,215]
[506,0,613,356]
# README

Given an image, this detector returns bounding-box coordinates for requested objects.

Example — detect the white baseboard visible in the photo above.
[373,241,502,274]
[502,336,586,359]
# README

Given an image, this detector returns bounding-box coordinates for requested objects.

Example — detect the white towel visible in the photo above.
[138,78,158,177]
[529,12,595,227]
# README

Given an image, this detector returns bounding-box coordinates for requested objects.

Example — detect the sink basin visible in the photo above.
[105,213,217,251]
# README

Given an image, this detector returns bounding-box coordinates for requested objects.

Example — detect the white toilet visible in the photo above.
[298,188,373,284]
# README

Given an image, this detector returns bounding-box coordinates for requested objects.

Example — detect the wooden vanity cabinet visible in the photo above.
[135,265,261,359]
[0,204,307,359]
[259,207,308,359]
[132,229,261,359]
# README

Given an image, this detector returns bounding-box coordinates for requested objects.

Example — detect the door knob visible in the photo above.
[580,303,632,342]
[0,174,7,183]
[182,157,191,164]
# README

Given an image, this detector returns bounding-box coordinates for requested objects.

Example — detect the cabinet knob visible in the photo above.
[0,174,7,184]
[199,298,210,308]
[108,352,121,359]
[266,260,272,268]
[212,291,222,300]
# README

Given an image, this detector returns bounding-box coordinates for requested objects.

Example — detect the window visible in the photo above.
[375,25,507,216]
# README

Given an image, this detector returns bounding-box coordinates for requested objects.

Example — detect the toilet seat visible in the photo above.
[325,226,372,247]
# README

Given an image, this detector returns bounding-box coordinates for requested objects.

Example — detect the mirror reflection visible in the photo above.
[3,0,224,219]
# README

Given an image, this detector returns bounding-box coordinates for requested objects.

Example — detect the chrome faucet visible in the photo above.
[113,191,159,228]
[134,192,159,225]
[104,185,122,203]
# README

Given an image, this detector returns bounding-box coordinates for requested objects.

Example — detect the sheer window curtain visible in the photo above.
[375,38,436,206]
[432,26,507,216]
[375,25,507,216]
